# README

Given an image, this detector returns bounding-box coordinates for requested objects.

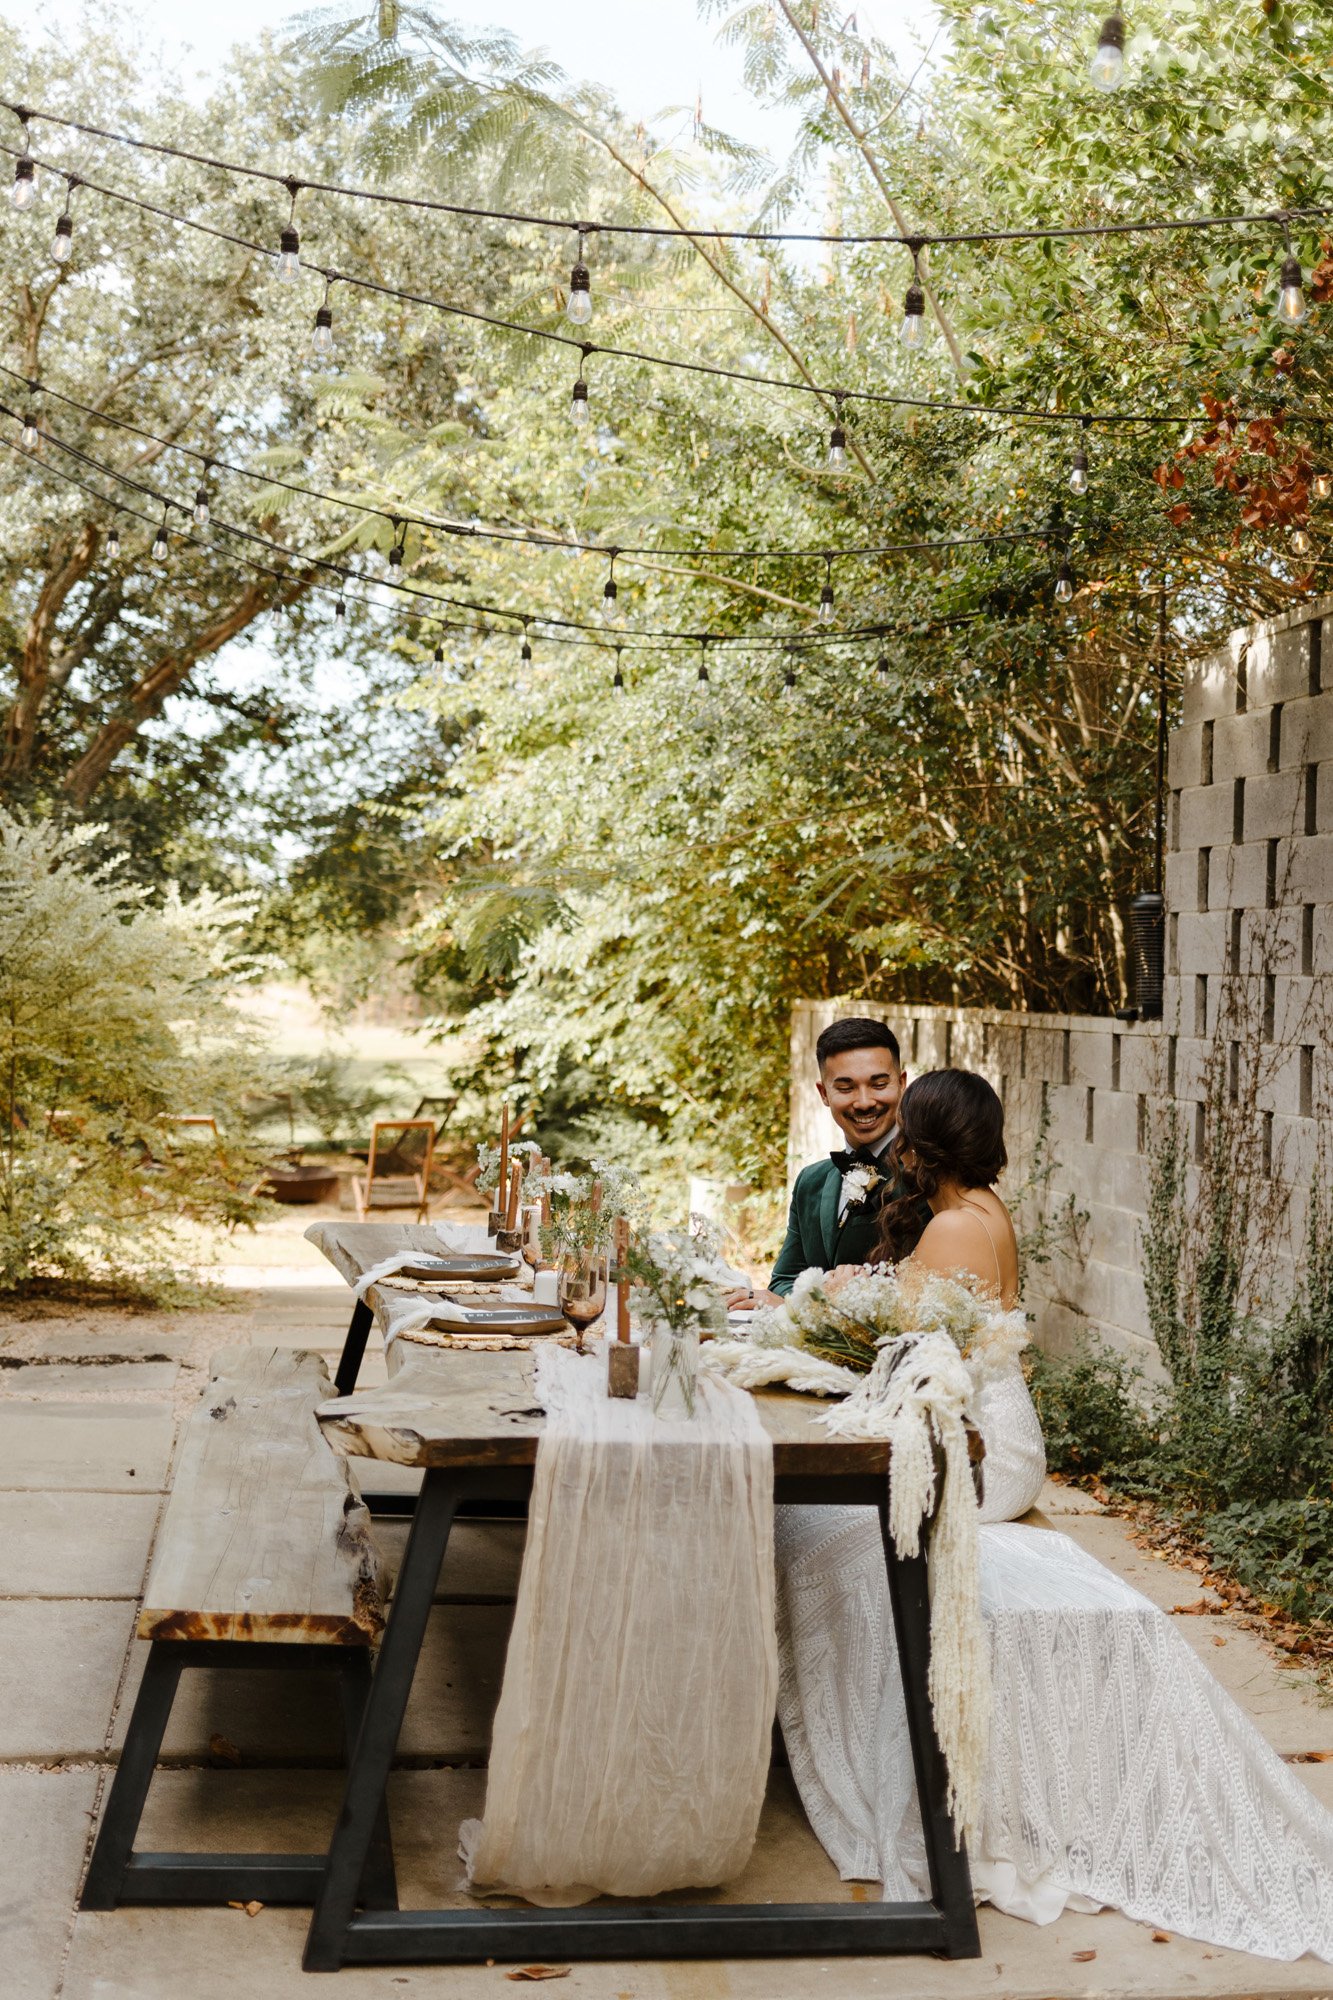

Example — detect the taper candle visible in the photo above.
[505,1160,522,1230]
[498,1102,510,1200]
[615,1217,630,1342]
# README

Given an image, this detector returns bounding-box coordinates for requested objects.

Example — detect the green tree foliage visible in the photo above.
[285,0,1331,1175]
[0,808,272,1289]
[5,3,1331,1179]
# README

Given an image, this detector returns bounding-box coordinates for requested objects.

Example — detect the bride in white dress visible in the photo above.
[776,1068,1333,1961]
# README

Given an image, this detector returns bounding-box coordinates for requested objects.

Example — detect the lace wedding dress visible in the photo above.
[776,1359,1333,1960]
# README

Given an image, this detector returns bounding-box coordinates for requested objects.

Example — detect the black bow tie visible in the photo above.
[830,1146,884,1175]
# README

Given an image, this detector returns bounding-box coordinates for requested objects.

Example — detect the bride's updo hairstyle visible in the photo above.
[874,1069,1008,1260]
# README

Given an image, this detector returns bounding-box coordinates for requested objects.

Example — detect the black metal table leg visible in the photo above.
[878,1497,981,1959]
[305,1470,460,1971]
[334,1296,373,1397]
[81,1644,184,1909]
[335,1654,399,1911]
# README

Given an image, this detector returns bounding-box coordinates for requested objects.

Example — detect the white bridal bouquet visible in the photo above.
[707,1262,1029,1401]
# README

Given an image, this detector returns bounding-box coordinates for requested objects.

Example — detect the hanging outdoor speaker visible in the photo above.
[1128,891,1165,1019]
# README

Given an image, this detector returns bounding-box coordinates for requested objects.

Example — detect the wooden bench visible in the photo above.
[81,1346,397,1912]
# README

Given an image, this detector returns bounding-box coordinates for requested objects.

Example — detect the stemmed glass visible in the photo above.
[558,1248,608,1350]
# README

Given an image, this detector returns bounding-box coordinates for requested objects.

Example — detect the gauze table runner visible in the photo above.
[460,1340,778,1905]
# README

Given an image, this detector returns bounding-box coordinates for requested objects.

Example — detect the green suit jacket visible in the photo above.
[768,1156,932,1296]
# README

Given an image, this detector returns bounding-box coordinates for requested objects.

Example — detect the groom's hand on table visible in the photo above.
[724,1285,782,1311]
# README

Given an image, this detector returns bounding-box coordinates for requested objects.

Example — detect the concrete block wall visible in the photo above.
[789,592,1333,1372]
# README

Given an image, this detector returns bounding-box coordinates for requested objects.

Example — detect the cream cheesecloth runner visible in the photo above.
[460,1341,778,1905]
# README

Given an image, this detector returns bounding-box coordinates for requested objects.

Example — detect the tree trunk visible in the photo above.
[1,524,99,785]
[62,579,276,808]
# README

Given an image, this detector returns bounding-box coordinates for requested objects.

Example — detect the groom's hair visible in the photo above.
[815,1017,901,1072]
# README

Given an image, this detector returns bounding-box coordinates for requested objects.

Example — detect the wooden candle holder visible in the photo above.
[606,1341,640,1399]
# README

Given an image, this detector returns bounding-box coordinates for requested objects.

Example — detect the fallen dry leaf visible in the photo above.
[226,1899,263,1916]
[1072,1949,1097,1961]
[1169,1599,1215,1616]
[1152,1930,1171,1942]
[1212,1635,1227,1647]
[505,1971,572,1984]
[208,1733,242,1766]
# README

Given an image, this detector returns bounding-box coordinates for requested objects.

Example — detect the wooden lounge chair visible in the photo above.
[350,1117,436,1221]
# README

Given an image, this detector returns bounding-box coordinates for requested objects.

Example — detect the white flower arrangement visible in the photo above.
[518,1158,649,1259]
[475,1138,541,1196]
[619,1219,730,1340]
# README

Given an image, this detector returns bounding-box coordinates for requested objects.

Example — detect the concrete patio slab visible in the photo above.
[0,1599,131,1758]
[0,1491,160,1599]
[25,1322,204,1364]
[0,1403,174,1493]
[0,1363,180,1396]
[0,1767,98,2000]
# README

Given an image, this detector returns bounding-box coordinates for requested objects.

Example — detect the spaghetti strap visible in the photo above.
[958,1199,1011,1306]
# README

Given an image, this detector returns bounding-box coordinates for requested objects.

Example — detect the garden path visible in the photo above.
[2,1198,1329,2000]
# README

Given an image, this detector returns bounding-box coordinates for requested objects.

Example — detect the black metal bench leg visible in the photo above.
[335,1296,374,1397]
[879,1499,981,1958]
[80,1643,183,1910]
[305,1470,459,1971]
[335,1654,399,1911]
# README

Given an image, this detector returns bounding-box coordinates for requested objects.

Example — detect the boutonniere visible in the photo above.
[842,1164,885,1209]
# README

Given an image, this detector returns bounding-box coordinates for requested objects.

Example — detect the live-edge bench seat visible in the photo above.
[81,1345,397,1912]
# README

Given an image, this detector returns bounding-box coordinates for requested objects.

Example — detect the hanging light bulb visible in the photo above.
[152,513,170,563]
[387,522,406,575]
[334,596,346,624]
[1064,434,1088,496]
[1315,472,1332,503]
[875,654,890,682]
[782,661,797,700]
[313,303,335,358]
[1277,247,1307,326]
[900,246,926,350]
[1291,525,1313,555]
[105,520,121,560]
[612,647,625,698]
[697,641,711,693]
[11,156,36,212]
[570,373,589,425]
[19,408,39,452]
[51,210,73,264]
[1089,12,1126,91]
[818,555,835,624]
[433,642,445,664]
[566,229,592,326]
[601,554,624,626]
[193,483,211,528]
[1054,556,1075,603]
[520,624,533,668]
[277,187,301,282]
[827,399,847,470]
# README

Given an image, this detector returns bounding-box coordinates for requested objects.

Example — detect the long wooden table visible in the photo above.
[303,1345,980,1972]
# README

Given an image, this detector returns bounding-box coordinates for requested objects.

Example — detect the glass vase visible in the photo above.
[649,1317,700,1420]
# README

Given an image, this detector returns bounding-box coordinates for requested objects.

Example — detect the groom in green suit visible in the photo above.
[728,1017,932,1307]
